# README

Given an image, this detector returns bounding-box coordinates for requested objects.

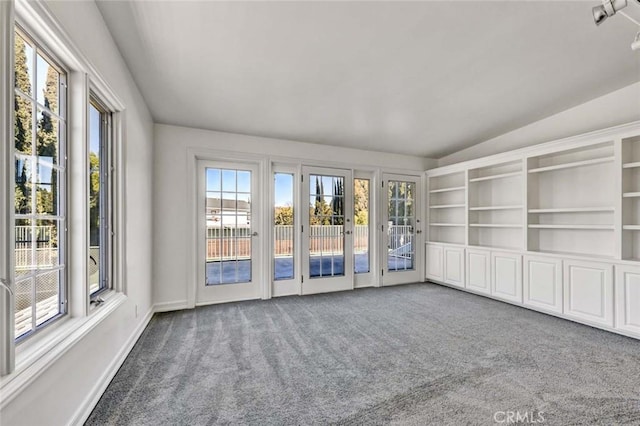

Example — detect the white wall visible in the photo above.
[1,1,154,425]
[153,123,433,308]
[438,82,640,166]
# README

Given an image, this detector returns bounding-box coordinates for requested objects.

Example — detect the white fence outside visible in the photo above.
[272,224,413,257]
[15,226,56,269]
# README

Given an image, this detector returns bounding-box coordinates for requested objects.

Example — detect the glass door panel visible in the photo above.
[274,172,294,281]
[354,178,370,274]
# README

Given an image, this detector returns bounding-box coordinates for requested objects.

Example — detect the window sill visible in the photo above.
[0,291,127,410]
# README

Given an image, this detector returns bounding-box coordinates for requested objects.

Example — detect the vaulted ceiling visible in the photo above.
[96,1,640,158]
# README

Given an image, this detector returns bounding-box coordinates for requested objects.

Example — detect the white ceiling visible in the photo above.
[96,1,640,158]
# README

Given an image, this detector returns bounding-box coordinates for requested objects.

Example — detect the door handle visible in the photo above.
[251,232,259,237]
[416,230,422,234]
[341,230,352,235]
[0,278,12,295]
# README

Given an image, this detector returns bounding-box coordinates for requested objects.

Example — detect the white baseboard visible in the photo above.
[69,306,154,426]
[154,300,189,312]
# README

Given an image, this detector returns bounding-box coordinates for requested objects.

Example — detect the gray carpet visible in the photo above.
[86,283,640,425]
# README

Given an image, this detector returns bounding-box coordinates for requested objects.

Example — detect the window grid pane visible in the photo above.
[388,181,415,272]
[14,28,67,340]
[206,168,253,285]
[309,174,345,278]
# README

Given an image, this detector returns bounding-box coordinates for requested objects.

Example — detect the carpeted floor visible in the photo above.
[86,283,640,425]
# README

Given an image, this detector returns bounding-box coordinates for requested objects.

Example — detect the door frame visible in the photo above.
[301,166,354,295]
[381,173,424,286]
[189,155,268,308]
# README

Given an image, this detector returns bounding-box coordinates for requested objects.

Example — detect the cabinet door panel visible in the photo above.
[444,247,464,288]
[563,260,613,327]
[523,255,562,314]
[466,249,490,294]
[426,244,443,281]
[491,252,522,303]
[615,265,640,336]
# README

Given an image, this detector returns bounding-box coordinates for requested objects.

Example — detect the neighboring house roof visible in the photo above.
[206,197,250,212]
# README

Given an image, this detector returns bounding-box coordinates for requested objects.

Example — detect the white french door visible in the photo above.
[196,160,262,305]
[382,173,422,286]
[301,166,353,294]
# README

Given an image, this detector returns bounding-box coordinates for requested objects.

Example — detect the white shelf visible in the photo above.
[468,171,521,183]
[528,207,615,213]
[469,224,522,228]
[429,186,465,194]
[623,192,640,198]
[528,224,614,230]
[528,156,615,174]
[623,161,640,169]
[429,223,465,227]
[623,225,640,230]
[429,204,465,209]
[469,205,522,211]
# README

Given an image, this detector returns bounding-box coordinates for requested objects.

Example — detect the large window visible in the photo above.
[13,28,67,339]
[89,96,112,297]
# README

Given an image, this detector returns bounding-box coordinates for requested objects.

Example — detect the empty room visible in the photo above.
[1,0,640,424]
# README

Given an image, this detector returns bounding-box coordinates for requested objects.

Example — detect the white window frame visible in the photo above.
[271,163,300,297]
[0,0,127,399]
[88,93,114,300]
[12,23,69,342]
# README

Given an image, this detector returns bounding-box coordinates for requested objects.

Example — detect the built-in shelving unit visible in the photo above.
[467,160,523,250]
[527,141,616,258]
[425,123,640,342]
[427,171,466,245]
[623,136,640,260]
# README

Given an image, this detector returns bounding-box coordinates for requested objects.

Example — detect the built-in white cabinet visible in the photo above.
[443,246,465,288]
[466,248,491,294]
[563,260,614,327]
[425,123,640,340]
[425,243,444,281]
[615,264,640,336]
[523,255,563,314]
[491,251,522,303]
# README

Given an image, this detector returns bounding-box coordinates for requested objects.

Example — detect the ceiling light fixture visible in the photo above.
[592,0,628,25]
[592,0,640,50]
